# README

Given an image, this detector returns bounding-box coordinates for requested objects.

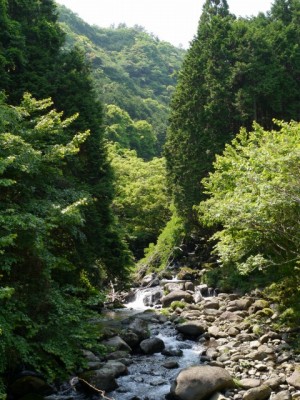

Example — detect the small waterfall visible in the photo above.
[125,286,163,310]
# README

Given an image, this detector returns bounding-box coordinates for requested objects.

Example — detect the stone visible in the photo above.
[164,282,185,292]
[102,335,132,352]
[228,327,240,337]
[242,385,271,400]
[140,337,165,354]
[161,290,194,307]
[162,361,179,369]
[271,390,292,400]
[264,376,284,390]
[141,273,159,287]
[169,365,234,400]
[142,287,163,307]
[228,298,253,310]
[219,311,243,323]
[239,379,261,389]
[120,330,140,349]
[176,320,207,337]
[79,368,119,392]
[128,317,150,341]
[185,281,195,291]
[208,326,227,338]
[203,300,220,310]
[287,366,300,389]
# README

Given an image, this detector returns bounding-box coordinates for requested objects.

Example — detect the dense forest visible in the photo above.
[0,0,299,396]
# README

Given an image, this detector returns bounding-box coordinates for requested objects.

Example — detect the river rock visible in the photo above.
[102,335,132,352]
[161,290,194,307]
[79,368,119,392]
[176,320,207,337]
[140,337,165,354]
[128,317,150,341]
[219,311,243,322]
[239,378,261,389]
[165,282,185,292]
[143,287,163,307]
[162,361,180,369]
[168,365,234,400]
[242,385,271,400]
[287,365,300,388]
[185,281,195,291]
[203,300,220,310]
[271,390,292,400]
[141,273,159,287]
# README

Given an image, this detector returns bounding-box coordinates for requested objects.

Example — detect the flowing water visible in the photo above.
[108,287,204,400]
[47,287,205,400]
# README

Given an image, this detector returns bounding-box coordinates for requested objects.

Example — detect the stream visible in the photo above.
[108,288,204,400]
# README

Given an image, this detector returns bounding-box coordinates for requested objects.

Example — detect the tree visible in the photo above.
[0,94,104,390]
[198,120,300,317]
[165,0,236,225]
[108,144,171,258]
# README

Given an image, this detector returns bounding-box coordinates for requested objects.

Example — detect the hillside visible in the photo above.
[57,5,186,153]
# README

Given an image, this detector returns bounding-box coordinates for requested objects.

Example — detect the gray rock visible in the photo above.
[264,376,284,390]
[185,281,195,291]
[169,365,234,400]
[242,385,271,400]
[141,273,159,287]
[208,326,227,338]
[219,311,243,322]
[287,366,300,389]
[164,282,185,292]
[271,390,292,400]
[79,368,119,392]
[120,330,140,349]
[239,379,261,389]
[161,290,194,307]
[203,300,220,310]
[140,337,165,354]
[162,361,179,369]
[128,317,150,341]
[102,335,132,352]
[228,298,253,310]
[176,320,207,337]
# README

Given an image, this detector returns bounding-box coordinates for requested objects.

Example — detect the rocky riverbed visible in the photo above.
[73,275,300,400]
[9,277,300,400]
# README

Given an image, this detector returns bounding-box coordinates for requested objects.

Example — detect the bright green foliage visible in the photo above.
[108,144,171,258]
[105,105,157,160]
[141,209,185,271]
[165,0,300,230]
[198,121,300,277]
[0,94,109,389]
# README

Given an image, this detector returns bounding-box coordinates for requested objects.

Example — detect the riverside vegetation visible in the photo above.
[0,0,299,399]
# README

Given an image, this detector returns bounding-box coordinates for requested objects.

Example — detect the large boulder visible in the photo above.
[176,321,207,337]
[168,365,234,400]
[140,337,165,354]
[102,335,132,352]
[128,317,150,341]
[143,287,163,307]
[161,290,194,307]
